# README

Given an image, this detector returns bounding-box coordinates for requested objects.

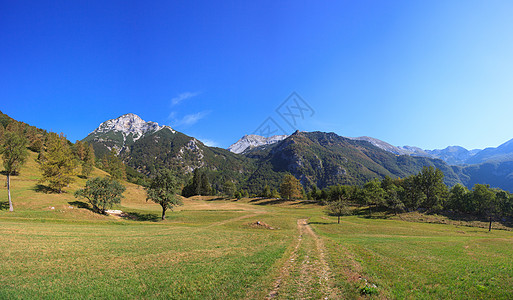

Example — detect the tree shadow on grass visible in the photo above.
[0,201,9,210]
[32,184,58,194]
[122,211,160,222]
[308,221,332,225]
[206,197,227,202]
[68,200,93,211]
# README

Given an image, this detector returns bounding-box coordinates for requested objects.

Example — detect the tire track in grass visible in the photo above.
[267,219,338,299]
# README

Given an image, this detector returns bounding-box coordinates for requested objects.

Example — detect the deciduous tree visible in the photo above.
[0,131,28,211]
[74,177,125,214]
[146,170,183,220]
[280,174,303,200]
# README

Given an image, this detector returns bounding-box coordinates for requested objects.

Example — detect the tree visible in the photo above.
[80,143,95,177]
[73,140,86,160]
[362,179,386,216]
[399,175,426,210]
[102,149,126,180]
[471,184,497,231]
[384,184,405,215]
[280,174,303,200]
[0,131,28,211]
[199,172,211,196]
[261,184,272,198]
[146,170,183,220]
[447,184,470,212]
[38,133,77,193]
[417,166,448,211]
[325,199,351,224]
[223,180,236,198]
[182,168,211,197]
[74,177,125,214]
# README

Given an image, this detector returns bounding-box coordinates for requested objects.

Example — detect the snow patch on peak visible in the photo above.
[228,134,288,154]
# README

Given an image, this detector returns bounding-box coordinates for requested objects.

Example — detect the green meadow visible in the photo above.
[1,152,513,299]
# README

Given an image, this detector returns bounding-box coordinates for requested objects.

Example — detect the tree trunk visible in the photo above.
[161,206,167,220]
[489,217,492,232]
[7,173,13,212]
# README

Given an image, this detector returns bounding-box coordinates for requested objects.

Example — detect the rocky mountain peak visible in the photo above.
[228,134,289,154]
[92,113,174,141]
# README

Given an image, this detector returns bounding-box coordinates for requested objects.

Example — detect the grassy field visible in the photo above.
[1,152,513,299]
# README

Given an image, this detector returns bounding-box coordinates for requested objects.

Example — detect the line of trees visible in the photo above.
[321,166,513,230]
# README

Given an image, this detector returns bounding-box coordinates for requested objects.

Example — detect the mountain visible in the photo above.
[242,131,461,191]
[465,138,513,164]
[83,113,254,188]
[346,136,411,155]
[83,113,174,158]
[228,134,288,154]
[83,113,513,193]
[425,146,480,165]
[345,136,480,165]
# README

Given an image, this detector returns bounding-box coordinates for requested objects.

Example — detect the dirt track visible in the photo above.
[267,219,338,299]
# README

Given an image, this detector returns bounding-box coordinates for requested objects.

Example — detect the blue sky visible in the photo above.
[2,1,513,150]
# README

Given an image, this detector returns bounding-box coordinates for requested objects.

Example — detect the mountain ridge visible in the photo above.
[77,113,513,192]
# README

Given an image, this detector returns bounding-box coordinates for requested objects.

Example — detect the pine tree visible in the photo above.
[73,140,86,160]
[102,149,126,180]
[0,131,28,211]
[261,184,271,198]
[223,180,236,198]
[38,133,77,193]
[199,172,211,196]
[81,143,95,177]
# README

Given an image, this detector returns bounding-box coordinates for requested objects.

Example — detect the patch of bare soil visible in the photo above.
[246,221,276,230]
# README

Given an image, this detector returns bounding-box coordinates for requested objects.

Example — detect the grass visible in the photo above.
[312,215,513,299]
[2,151,513,298]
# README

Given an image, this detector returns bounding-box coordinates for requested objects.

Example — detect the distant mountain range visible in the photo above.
[74,113,513,193]
[230,133,513,166]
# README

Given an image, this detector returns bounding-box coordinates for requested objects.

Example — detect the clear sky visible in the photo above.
[2,1,513,150]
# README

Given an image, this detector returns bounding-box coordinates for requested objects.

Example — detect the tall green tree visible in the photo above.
[182,168,212,197]
[38,133,77,193]
[81,143,95,177]
[74,177,125,214]
[73,140,86,160]
[261,184,272,198]
[0,131,28,211]
[280,174,303,200]
[146,170,183,220]
[362,179,386,216]
[471,184,497,231]
[102,149,126,180]
[223,180,236,198]
[417,166,448,211]
[200,172,211,196]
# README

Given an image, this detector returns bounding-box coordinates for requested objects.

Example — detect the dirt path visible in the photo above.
[267,219,338,299]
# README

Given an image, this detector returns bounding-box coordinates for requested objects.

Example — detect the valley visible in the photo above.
[1,156,512,299]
